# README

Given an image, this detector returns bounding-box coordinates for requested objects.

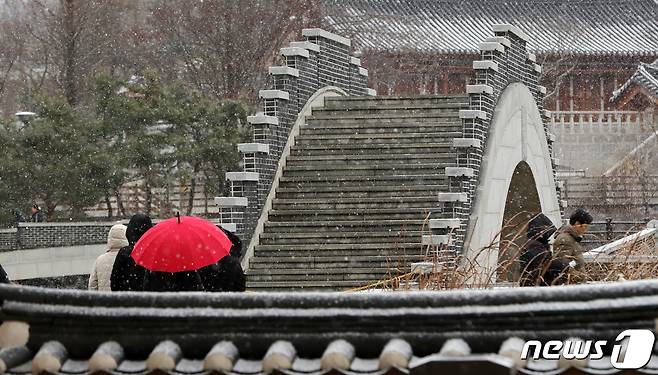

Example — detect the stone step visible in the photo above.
[282,164,449,177]
[323,95,469,109]
[291,142,452,152]
[247,270,401,282]
[259,231,423,245]
[308,107,462,119]
[316,102,467,111]
[277,181,446,195]
[262,226,447,238]
[286,153,452,163]
[298,129,462,138]
[275,191,443,200]
[278,174,447,185]
[304,118,461,129]
[279,181,448,199]
[268,213,427,222]
[284,159,450,168]
[295,137,459,147]
[276,185,447,199]
[253,248,423,257]
[254,248,427,258]
[268,208,433,221]
[306,112,460,121]
[271,198,437,211]
[277,184,445,193]
[248,267,401,275]
[298,125,462,136]
[254,242,421,251]
[284,162,449,171]
[273,196,436,205]
[296,131,461,142]
[263,220,427,232]
[248,255,423,269]
[275,185,443,195]
[310,107,466,120]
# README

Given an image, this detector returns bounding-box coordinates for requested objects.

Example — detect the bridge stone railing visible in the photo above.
[215,28,373,249]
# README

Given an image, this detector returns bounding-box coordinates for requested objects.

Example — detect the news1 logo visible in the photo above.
[521,330,656,369]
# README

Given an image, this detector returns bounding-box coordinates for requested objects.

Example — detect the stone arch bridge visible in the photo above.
[216,25,562,291]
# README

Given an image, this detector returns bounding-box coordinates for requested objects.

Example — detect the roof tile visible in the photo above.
[323,0,658,56]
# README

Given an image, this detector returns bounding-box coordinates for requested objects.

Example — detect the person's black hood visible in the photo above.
[527,213,557,244]
[220,226,242,258]
[125,213,153,245]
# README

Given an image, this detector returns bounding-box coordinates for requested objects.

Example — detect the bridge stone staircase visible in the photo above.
[220,25,559,291]
[246,95,468,291]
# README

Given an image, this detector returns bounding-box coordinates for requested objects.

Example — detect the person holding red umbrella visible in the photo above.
[132,214,245,292]
[110,213,154,291]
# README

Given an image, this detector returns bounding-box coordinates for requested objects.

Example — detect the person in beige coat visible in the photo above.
[89,224,129,291]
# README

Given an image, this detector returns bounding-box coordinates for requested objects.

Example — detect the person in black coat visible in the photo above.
[220,226,242,258]
[141,225,246,292]
[141,257,246,292]
[30,204,44,223]
[10,209,25,224]
[519,213,557,287]
[110,213,153,291]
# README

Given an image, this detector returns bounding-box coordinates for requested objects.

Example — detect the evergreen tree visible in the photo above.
[1,96,111,220]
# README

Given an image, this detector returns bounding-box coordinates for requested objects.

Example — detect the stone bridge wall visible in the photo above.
[0,222,115,251]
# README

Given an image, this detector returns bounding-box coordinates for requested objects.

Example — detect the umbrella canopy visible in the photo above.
[132,215,232,272]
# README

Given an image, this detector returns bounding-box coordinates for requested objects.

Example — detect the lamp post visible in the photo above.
[14,111,36,129]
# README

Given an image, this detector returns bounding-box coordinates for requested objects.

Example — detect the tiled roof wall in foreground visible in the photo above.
[1,280,658,374]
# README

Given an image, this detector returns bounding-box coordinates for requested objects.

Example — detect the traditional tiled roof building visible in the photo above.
[610,59,658,110]
[322,0,658,111]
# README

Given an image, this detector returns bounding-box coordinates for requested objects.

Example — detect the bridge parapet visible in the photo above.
[0,222,118,252]
[427,24,563,261]
[214,28,371,248]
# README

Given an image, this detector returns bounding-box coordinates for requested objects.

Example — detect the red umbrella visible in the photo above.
[131,215,232,272]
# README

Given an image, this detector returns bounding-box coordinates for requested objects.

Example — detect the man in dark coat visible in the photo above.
[110,213,153,291]
[141,225,246,292]
[519,213,557,286]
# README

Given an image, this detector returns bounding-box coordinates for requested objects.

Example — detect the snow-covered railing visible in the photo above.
[603,131,658,176]
[584,222,658,261]
[550,110,653,128]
